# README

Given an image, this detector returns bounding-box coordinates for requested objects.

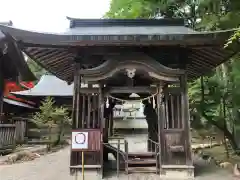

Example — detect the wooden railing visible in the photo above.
[148,138,160,174]
[103,137,129,175]
[0,124,16,152]
[124,139,129,174]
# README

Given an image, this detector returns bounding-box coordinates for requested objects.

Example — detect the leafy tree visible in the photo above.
[106,0,240,30]
[105,0,240,153]
[226,29,240,48]
[32,97,71,150]
[26,58,46,81]
[51,107,71,145]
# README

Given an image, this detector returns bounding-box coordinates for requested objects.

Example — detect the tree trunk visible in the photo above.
[203,112,239,154]
[55,122,64,146]
[47,126,52,151]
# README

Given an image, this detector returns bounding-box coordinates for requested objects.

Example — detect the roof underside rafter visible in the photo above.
[0,21,36,81]
[21,45,236,83]
[0,18,237,83]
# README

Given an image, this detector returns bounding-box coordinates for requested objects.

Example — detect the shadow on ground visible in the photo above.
[194,161,217,176]
[194,157,234,179]
[103,156,233,179]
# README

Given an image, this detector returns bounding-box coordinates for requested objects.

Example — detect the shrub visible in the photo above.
[32,97,71,151]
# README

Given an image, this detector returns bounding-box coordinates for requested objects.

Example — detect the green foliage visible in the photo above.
[188,57,240,151]
[33,97,71,125]
[105,0,240,152]
[105,0,153,18]
[26,58,46,80]
[105,0,240,30]
[32,97,55,126]
[32,97,71,150]
[225,29,240,48]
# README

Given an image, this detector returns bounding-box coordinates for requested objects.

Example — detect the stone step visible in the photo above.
[128,166,157,173]
[128,158,156,165]
[128,152,155,159]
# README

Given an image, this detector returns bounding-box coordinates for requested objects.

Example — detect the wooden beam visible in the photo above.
[106,86,157,94]
[78,86,157,94]
[79,88,99,94]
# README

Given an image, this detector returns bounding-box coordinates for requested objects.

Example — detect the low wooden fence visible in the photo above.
[28,126,59,138]
[27,125,71,144]
[0,116,71,151]
[0,124,16,153]
[12,117,28,144]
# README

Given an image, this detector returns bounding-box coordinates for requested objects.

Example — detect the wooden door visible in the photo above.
[159,86,191,165]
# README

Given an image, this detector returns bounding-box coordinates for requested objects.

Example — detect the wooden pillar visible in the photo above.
[157,84,163,171]
[92,94,97,128]
[147,98,152,152]
[99,84,104,130]
[180,74,193,165]
[0,75,4,123]
[71,63,82,129]
[108,109,114,137]
[144,96,158,152]
[98,83,108,162]
[147,127,152,151]
[70,62,82,167]
[0,54,4,123]
[147,97,158,152]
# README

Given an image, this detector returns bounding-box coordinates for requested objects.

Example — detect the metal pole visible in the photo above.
[117,139,120,177]
[82,151,85,180]
[155,144,158,174]
[125,140,128,175]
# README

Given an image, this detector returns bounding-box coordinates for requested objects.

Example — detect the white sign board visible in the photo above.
[71,132,89,150]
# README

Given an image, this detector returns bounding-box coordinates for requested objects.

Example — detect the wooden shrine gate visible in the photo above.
[69,57,194,179]
[0,17,235,180]
[70,84,104,172]
[159,77,193,178]
[69,80,115,177]
[160,86,192,164]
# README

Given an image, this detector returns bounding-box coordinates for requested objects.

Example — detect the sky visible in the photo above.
[0,0,110,32]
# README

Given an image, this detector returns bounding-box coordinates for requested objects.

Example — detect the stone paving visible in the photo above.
[0,134,236,180]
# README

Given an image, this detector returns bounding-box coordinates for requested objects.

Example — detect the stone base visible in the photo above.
[69,165,101,175]
[160,165,194,180]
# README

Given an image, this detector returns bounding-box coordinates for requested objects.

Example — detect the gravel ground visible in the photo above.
[0,134,236,180]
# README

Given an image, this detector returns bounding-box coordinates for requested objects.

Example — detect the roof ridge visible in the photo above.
[66,17,185,28]
[0,21,13,26]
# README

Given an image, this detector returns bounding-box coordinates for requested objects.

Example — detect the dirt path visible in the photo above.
[0,134,236,180]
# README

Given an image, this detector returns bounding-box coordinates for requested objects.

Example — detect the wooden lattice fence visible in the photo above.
[0,124,16,153]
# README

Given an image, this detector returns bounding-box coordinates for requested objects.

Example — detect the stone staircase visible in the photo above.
[126,152,159,173]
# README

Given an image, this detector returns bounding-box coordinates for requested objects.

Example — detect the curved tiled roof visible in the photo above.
[0,18,238,83]
[12,74,73,97]
[0,21,13,26]
[0,21,36,81]
[3,97,35,108]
